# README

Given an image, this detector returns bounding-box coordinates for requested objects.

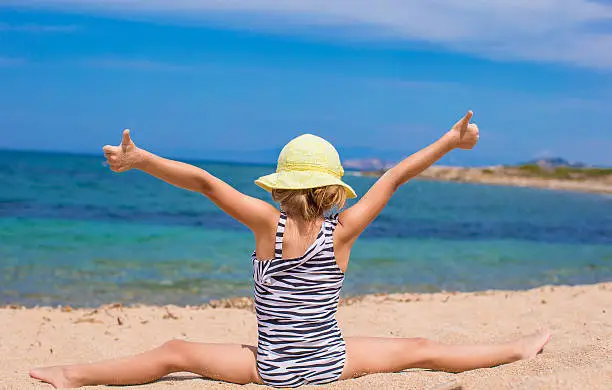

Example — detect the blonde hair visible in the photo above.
[272,185,347,221]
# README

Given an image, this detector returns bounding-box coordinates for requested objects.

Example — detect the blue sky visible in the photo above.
[1,1,611,166]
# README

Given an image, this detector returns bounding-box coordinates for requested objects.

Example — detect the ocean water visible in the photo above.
[1,150,611,307]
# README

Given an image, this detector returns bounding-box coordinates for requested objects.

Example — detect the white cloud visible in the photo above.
[0,23,78,32]
[7,0,612,69]
[81,58,194,71]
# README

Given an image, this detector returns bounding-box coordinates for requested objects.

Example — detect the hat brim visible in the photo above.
[255,171,357,199]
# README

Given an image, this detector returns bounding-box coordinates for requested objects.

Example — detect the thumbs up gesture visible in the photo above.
[102,129,143,172]
[448,111,479,150]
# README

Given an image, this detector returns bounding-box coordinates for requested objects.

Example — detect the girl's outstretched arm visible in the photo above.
[338,111,479,244]
[102,129,277,231]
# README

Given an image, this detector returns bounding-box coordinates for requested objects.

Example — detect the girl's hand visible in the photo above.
[102,129,146,172]
[446,111,479,150]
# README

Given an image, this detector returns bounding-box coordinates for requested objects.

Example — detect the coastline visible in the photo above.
[3,282,610,389]
[2,282,609,311]
[355,166,612,195]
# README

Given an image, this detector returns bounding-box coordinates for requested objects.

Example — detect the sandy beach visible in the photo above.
[1,282,610,390]
[418,166,612,195]
[356,166,612,195]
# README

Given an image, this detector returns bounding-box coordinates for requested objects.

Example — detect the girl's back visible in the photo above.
[253,212,345,387]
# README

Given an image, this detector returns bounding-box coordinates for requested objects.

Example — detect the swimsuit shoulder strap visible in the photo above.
[324,213,339,245]
[274,211,287,260]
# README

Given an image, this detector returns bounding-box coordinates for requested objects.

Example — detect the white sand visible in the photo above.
[1,283,610,389]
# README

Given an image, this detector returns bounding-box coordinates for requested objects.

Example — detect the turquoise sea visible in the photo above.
[1,150,611,307]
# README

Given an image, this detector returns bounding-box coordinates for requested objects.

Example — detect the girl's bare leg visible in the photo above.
[30,340,262,388]
[341,330,551,379]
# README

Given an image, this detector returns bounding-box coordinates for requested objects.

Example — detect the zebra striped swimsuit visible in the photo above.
[252,212,346,387]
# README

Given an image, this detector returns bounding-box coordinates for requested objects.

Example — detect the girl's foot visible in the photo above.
[516,330,551,359]
[30,366,81,389]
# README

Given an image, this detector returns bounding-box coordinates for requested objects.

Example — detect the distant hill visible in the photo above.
[344,157,593,172]
[522,157,587,169]
[343,158,395,171]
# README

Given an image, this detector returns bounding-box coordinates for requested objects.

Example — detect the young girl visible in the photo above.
[31,111,550,388]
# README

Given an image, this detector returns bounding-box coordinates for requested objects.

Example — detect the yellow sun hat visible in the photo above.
[255,134,357,198]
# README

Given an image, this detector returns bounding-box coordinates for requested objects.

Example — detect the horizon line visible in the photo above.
[0,147,607,169]
[0,147,277,168]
